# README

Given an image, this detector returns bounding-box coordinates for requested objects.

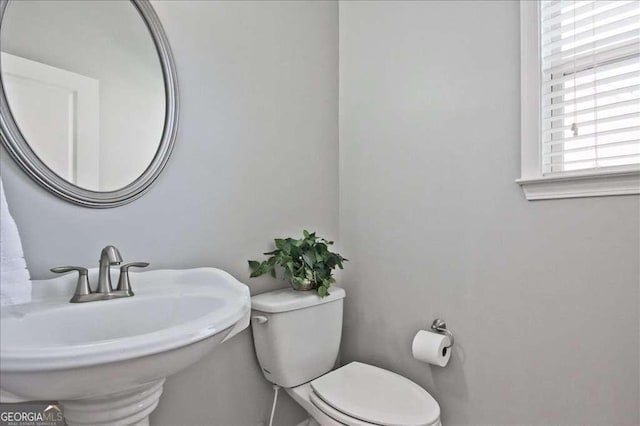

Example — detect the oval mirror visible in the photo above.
[0,0,178,208]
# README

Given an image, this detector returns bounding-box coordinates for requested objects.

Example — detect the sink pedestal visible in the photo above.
[61,379,165,426]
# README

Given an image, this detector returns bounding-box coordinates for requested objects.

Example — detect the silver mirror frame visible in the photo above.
[0,0,178,208]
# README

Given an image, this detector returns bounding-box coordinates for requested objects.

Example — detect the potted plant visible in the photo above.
[248,230,347,297]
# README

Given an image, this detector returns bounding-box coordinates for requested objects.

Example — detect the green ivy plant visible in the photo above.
[248,230,347,297]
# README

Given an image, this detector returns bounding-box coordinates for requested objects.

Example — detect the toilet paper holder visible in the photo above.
[431,318,454,349]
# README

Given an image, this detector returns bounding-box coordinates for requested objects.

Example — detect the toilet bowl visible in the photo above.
[250,287,442,426]
[287,362,441,426]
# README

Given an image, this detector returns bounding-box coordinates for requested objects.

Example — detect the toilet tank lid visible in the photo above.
[251,286,345,313]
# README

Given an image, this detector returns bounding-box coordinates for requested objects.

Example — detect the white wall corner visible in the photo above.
[519,0,541,182]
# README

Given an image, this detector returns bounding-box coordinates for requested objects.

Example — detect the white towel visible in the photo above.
[1,177,31,306]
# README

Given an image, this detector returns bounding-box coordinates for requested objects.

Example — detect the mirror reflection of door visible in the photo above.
[2,52,100,189]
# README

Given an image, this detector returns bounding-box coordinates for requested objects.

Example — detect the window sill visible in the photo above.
[516,169,640,201]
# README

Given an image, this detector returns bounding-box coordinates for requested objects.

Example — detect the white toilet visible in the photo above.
[250,287,442,426]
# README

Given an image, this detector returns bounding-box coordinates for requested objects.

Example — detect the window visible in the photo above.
[518,0,640,200]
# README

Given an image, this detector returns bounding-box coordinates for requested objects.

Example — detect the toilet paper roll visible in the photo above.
[412,330,451,367]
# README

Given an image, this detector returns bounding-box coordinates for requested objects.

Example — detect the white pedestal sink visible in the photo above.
[0,268,250,426]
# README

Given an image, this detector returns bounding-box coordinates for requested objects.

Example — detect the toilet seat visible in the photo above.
[309,362,440,426]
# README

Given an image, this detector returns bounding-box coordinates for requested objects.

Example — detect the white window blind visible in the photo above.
[540,0,640,174]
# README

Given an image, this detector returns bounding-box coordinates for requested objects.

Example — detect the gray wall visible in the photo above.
[338,1,640,425]
[1,1,337,424]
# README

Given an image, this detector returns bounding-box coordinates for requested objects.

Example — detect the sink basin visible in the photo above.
[0,268,250,426]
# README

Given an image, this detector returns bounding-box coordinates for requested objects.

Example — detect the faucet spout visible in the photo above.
[97,245,123,294]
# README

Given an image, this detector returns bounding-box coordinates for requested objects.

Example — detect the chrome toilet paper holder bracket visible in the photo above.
[431,318,454,348]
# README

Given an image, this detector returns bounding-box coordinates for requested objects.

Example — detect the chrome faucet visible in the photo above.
[97,245,123,295]
[51,245,148,303]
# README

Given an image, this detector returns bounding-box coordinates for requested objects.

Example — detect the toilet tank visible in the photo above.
[250,286,345,388]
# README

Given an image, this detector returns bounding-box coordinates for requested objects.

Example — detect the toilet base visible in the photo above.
[295,419,320,426]
[286,383,343,426]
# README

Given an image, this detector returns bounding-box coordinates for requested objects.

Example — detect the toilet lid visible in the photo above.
[310,362,440,426]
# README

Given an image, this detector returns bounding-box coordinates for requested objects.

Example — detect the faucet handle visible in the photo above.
[120,262,150,271]
[116,262,149,295]
[51,265,88,275]
[51,266,92,303]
